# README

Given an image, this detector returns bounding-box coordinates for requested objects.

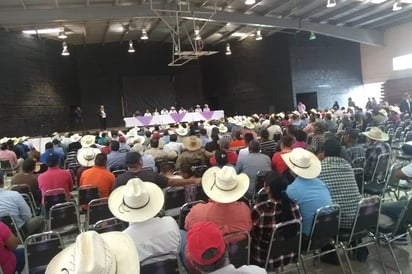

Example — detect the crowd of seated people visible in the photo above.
[1,98,412,273]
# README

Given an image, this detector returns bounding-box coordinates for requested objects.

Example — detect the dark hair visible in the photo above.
[248,140,260,153]
[192,248,229,273]
[110,141,120,151]
[260,128,269,139]
[181,164,194,177]
[199,128,207,136]
[95,153,107,167]
[160,162,174,174]
[243,133,254,145]
[0,143,7,150]
[125,151,142,167]
[294,130,307,142]
[234,130,242,140]
[145,131,152,138]
[281,135,294,148]
[52,139,60,145]
[45,142,53,150]
[264,171,295,223]
[150,138,159,148]
[215,150,228,167]
[170,134,177,142]
[322,138,342,157]
[22,158,36,172]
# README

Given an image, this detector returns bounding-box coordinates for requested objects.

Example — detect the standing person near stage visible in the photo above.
[98,105,107,130]
[74,106,85,130]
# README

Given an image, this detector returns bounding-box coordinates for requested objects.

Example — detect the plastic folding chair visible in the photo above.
[92,217,128,233]
[351,156,365,169]
[48,201,81,237]
[140,252,182,274]
[78,184,100,211]
[339,196,386,274]
[352,168,365,196]
[0,214,25,243]
[379,196,412,273]
[44,188,67,217]
[301,204,344,273]
[24,231,64,274]
[85,197,113,231]
[266,219,303,273]
[163,186,187,218]
[178,200,206,230]
[252,170,271,204]
[364,163,401,198]
[224,231,251,268]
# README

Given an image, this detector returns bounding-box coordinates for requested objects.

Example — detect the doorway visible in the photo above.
[296,92,318,110]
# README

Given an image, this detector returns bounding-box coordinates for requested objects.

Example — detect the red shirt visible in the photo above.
[210,151,238,166]
[272,150,290,174]
[38,167,73,204]
[0,222,16,274]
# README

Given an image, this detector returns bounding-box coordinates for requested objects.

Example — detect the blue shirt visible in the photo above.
[0,189,32,228]
[286,176,332,235]
[106,151,127,171]
[40,149,65,166]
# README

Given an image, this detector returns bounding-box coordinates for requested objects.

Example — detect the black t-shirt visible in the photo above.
[113,170,168,190]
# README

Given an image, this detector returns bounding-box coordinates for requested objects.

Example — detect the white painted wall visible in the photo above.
[361,22,412,84]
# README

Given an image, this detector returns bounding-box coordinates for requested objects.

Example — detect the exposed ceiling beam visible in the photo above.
[333,2,392,25]
[349,5,412,28]
[119,19,134,44]
[363,9,412,29]
[0,5,384,46]
[262,0,290,16]
[101,21,110,45]
[314,2,358,23]
[212,25,244,46]
[20,0,27,10]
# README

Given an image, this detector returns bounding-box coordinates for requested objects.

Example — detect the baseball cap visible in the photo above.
[187,222,226,266]
[118,136,126,143]
[46,152,60,166]
[152,132,161,139]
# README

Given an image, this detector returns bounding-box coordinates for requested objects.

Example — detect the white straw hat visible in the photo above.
[361,127,389,141]
[218,124,228,133]
[202,166,249,203]
[46,231,139,274]
[281,148,321,179]
[70,133,82,143]
[108,178,164,223]
[176,126,188,137]
[80,135,96,148]
[77,147,101,167]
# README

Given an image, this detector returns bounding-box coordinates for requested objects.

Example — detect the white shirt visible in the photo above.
[164,141,185,154]
[124,217,181,265]
[209,264,267,274]
[144,112,152,117]
[267,124,282,140]
[237,147,249,162]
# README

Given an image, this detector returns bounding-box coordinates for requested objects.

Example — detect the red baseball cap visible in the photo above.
[152,132,161,139]
[187,222,225,266]
[118,136,126,143]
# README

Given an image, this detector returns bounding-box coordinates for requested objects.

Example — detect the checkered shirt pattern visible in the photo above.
[364,141,391,182]
[251,199,301,270]
[318,156,362,229]
[345,144,366,163]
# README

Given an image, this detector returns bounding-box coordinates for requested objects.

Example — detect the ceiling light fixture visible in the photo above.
[326,0,337,8]
[174,43,180,55]
[309,32,317,40]
[58,30,67,39]
[140,29,149,40]
[255,29,262,40]
[128,40,135,53]
[393,0,402,11]
[225,43,232,55]
[61,41,70,56]
[194,26,202,41]
[245,0,256,5]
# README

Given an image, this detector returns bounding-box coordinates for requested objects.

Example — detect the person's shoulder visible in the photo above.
[235,264,267,273]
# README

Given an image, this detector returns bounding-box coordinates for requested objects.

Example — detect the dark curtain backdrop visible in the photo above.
[122,75,176,117]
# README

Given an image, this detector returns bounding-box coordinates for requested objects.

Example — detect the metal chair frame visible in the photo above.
[224,230,251,267]
[85,197,113,231]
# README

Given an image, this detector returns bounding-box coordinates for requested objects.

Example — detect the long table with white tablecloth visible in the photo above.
[123,110,225,127]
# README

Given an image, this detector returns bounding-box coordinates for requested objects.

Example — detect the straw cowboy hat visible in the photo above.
[183,136,202,151]
[77,147,102,167]
[80,135,96,148]
[281,148,321,179]
[131,135,145,145]
[46,231,139,274]
[70,133,82,143]
[361,127,389,141]
[201,166,249,203]
[108,178,164,223]
[176,126,188,137]
[20,136,30,142]
[218,123,228,134]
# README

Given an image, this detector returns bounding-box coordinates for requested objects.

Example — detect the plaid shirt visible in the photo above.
[318,157,362,229]
[364,141,391,182]
[345,144,366,163]
[309,134,325,154]
[251,199,301,270]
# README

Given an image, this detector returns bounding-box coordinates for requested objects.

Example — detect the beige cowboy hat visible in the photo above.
[176,126,188,137]
[46,231,139,274]
[0,137,9,144]
[77,147,102,167]
[202,166,249,204]
[378,109,387,116]
[80,135,96,148]
[70,133,82,143]
[108,178,164,223]
[389,106,400,114]
[218,123,228,134]
[183,136,202,151]
[281,148,321,179]
[131,135,145,145]
[361,127,389,141]
[244,119,255,130]
[20,136,30,142]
